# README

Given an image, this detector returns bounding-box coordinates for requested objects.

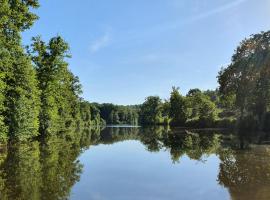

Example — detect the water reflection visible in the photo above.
[0,127,269,200]
[218,143,270,200]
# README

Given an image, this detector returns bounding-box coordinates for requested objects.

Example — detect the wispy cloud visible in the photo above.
[86,0,249,54]
[112,0,249,48]
[185,0,248,23]
[153,0,250,32]
[89,32,111,53]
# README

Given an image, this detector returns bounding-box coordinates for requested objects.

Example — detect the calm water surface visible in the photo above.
[0,127,270,200]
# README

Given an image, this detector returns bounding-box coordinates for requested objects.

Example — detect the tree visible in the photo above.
[30,36,82,134]
[113,111,120,124]
[6,51,40,140]
[0,0,40,141]
[90,104,103,126]
[93,103,139,125]
[187,89,218,126]
[169,87,188,125]
[198,97,218,126]
[139,96,163,125]
[161,100,171,125]
[79,101,92,128]
[0,0,106,141]
[218,31,270,129]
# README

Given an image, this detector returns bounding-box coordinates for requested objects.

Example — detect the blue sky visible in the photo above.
[22,0,270,105]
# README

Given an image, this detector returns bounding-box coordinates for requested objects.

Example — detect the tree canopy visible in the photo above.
[218,31,270,130]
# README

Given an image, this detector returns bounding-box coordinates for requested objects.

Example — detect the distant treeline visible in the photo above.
[138,88,226,127]
[99,87,234,128]
[0,1,103,142]
[92,103,139,125]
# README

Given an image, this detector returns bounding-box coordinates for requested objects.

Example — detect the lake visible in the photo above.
[0,126,269,200]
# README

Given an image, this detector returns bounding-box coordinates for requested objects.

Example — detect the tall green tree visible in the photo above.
[187,89,218,126]
[169,87,187,125]
[139,96,164,125]
[0,0,40,141]
[218,31,270,129]
[30,36,82,134]
[79,101,92,128]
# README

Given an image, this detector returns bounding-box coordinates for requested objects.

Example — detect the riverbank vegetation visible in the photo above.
[0,1,103,142]
[139,31,270,132]
[90,32,270,131]
[0,0,269,142]
[138,87,234,128]
[92,103,139,125]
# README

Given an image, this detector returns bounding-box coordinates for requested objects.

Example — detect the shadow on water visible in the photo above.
[0,126,270,199]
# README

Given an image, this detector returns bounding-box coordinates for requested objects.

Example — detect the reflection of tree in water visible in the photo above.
[162,130,221,163]
[185,132,220,160]
[99,126,170,152]
[0,127,101,200]
[1,142,41,200]
[218,145,270,200]
[98,127,222,163]
[39,135,83,200]
[79,127,101,148]
[139,126,169,152]
[97,129,270,200]
[0,127,269,200]
[98,127,141,145]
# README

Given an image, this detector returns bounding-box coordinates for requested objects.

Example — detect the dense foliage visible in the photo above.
[218,31,270,131]
[1,0,270,143]
[138,87,222,127]
[93,103,139,125]
[0,1,103,142]
[0,0,41,141]
[139,31,270,130]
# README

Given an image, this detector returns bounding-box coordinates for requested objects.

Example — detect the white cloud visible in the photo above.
[90,33,111,53]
